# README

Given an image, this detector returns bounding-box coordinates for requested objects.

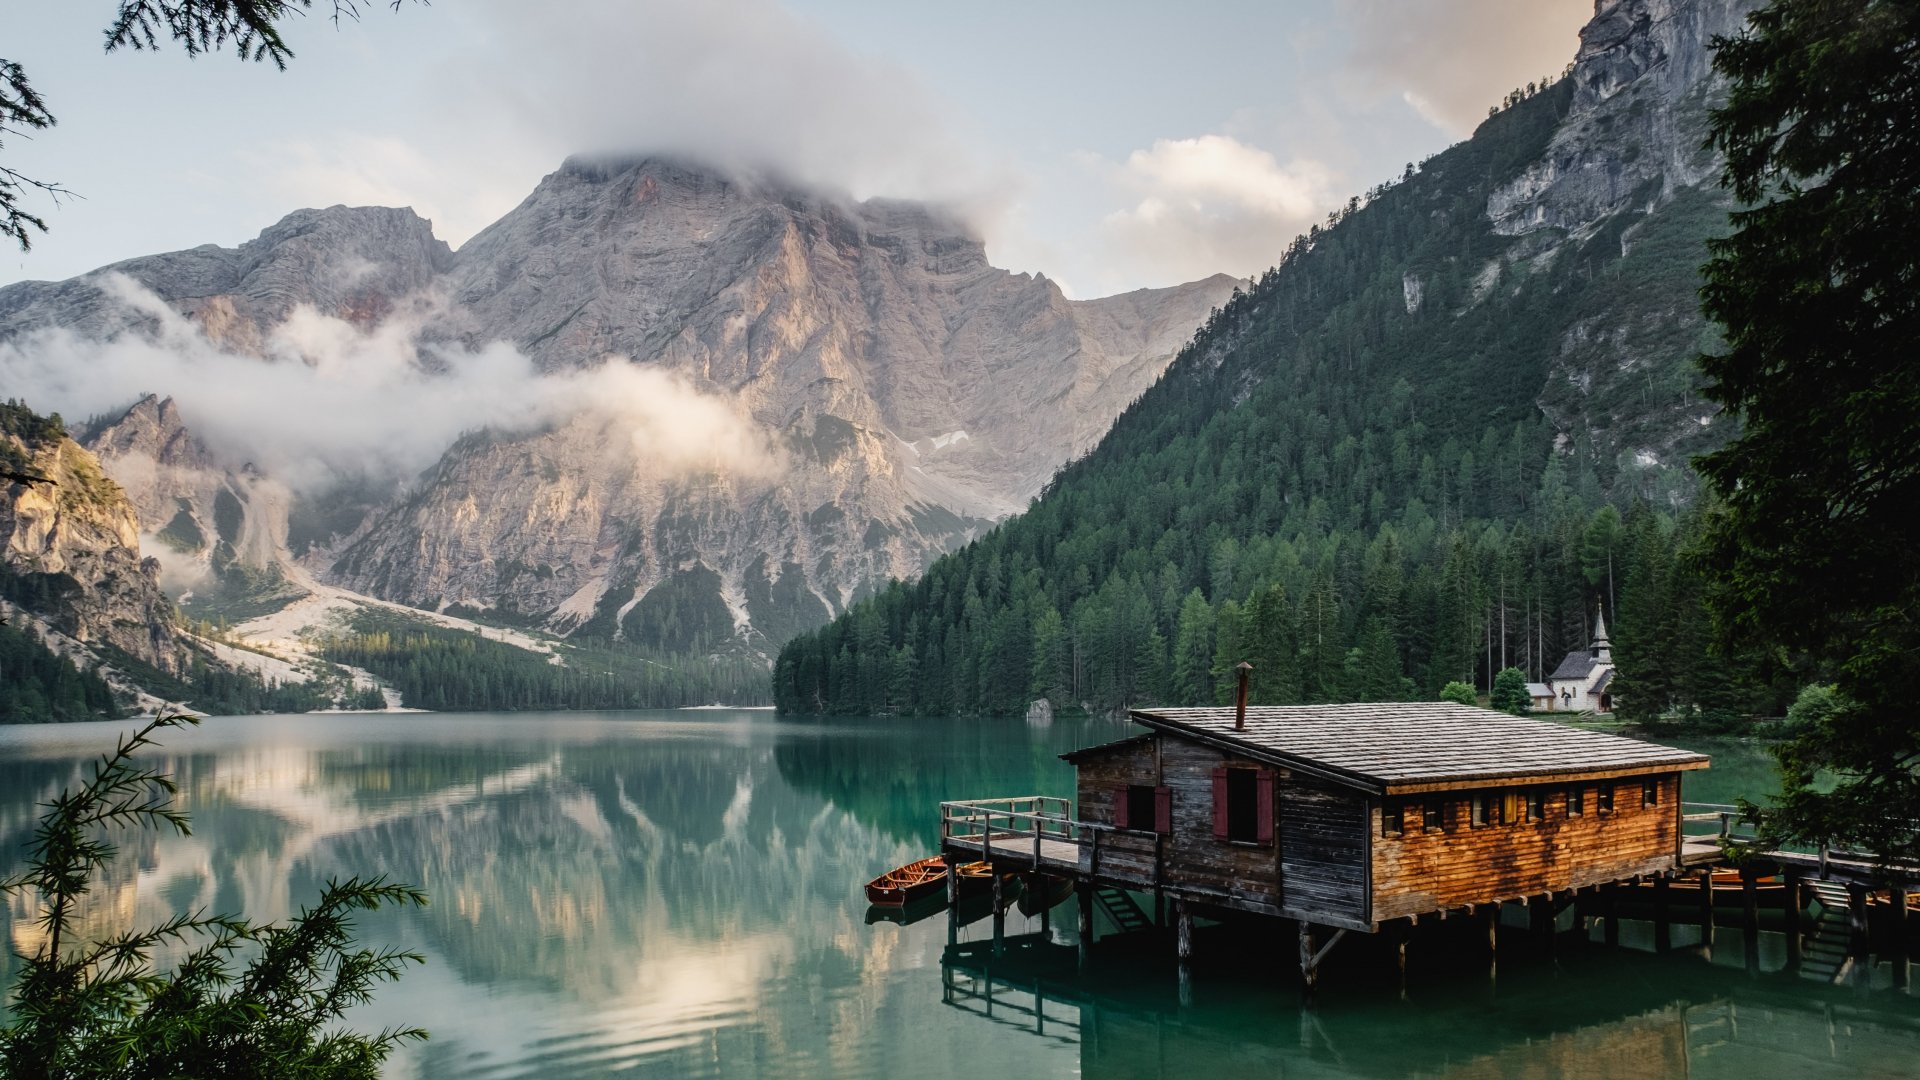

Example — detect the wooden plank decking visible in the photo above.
[946,832,1083,872]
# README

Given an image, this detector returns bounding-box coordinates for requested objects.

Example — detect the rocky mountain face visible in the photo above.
[1489,0,1747,237]
[0,405,185,672]
[0,163,1236,653]
[0,206,452,344]
[80,395,303,616]
[1474,0,1755,480]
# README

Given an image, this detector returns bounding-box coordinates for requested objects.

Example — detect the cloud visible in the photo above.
[0,275,781,491]
[1093,135,1338,289]
[444,0,1005,214]
[1345,0,1591,136]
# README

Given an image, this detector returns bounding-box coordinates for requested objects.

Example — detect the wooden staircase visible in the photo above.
[1801,879,1854,983]
[1094,887,1153,937]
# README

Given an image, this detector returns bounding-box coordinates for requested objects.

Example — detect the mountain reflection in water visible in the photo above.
[0,712,1913,1079]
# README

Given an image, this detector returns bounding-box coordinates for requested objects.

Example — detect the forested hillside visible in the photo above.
[320,611,772,710]
[775,56,1780,725]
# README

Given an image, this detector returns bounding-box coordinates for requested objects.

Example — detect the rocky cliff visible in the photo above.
[0,161,1237,653]
[1488,0,1749,237]
[0,404,184,672]
[1475,0,1755,480]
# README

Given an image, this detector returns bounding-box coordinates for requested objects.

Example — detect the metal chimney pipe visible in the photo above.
[1235,661,1252,731]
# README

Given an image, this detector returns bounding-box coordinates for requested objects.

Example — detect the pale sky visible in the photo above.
[1,0,1589,298]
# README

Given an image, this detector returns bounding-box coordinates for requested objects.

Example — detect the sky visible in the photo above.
[1,0,1590,299]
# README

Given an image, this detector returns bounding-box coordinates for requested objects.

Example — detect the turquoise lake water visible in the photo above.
[1,712,1915,1078]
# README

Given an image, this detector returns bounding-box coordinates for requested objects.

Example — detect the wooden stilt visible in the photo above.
[1394,920,1409,1000]
[1482,903,1499,983]
[1698,868,1716,950]
[1783,867,1803,970]
[1848,883,1871,973]
[992,871,1006,956]
[1603,885,1620,947]
[1893,886,1911,989]
[1077,886,1095,968]
[1176,900,1193,961]
[1040,879,1052,934]
[1531,893,1554,954]
[1741,865,1761,972]
[1296,922,1345,999]
[1654,875,1672,953]
[1299,921,1318,996]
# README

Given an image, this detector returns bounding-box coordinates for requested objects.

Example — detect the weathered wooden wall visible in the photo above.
[1371,773,1680,921]
[1279,780,1368,926]
[1157,737,1282,909]
[1073,737,1155,827]
[1071,738,1162,884]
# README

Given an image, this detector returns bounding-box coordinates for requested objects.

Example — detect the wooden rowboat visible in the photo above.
[1017,874,1075,918]
[1619,871,1792,909]
[954,861,1018,897]
[866,856,947,907]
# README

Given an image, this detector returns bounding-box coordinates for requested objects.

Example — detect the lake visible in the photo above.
[1,712,1916,1078]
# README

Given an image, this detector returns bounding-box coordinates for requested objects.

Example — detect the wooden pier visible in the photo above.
[937,701,1918,993]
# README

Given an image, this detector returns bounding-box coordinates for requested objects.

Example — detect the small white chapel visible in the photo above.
[1541,611,1616,713]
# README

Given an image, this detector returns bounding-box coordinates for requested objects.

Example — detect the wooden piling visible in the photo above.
[1698,868,1716,949]
[1603,884,1620,947]
[1176,900,1193,962]
[1393,919,1409,999]
[1783,866,1803,970]
[1077,887,1095,967]
[1741,865,1761,971]
[1531,893,1554,953]
[1654,875,1672,953]
[1299,921,1318,996]
[1893,887,1910,989]
[992,871,1006,956]
[1848,883,1871,970]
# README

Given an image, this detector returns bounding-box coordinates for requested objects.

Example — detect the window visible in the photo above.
[1424,801,1445,832]
[1382,801,1403,837]
[1471,792,1490,828]
[1598,782,1615,814]
[1567,785,1584,817]
[1227,768,1258,841]
[1642,777,1660,808]
[1113,784,1170,833]
[1126,785,1158,830]
[1211,766,1272,845]
[1527,789,1544,823]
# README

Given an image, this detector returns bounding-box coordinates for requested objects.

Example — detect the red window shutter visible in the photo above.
[1112,785,1130,829]
[1211,767,1229,838]
[1256,769,1276,846]
[1154,785,1172,835]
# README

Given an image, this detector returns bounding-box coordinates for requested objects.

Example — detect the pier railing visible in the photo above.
[939,797,1167,879]
[1680,801,1915,878]
[1682,801,1752,843]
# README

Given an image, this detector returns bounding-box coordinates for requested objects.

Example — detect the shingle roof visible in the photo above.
[1059,732,1152,762]
[1592,669,1614,694]
[1127,703,1707,794]
[1549,650,1596,681]
[1525,683,1552,698]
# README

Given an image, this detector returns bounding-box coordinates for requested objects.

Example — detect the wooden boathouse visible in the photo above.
[941,699,1711,986]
